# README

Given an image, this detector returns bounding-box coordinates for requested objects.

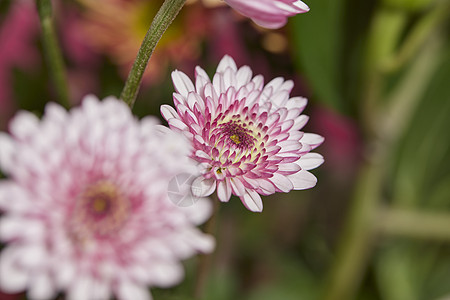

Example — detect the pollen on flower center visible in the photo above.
[219,120,256,150]
[70,180,130,241]
[229,134,241,144]
[92,197,109,214]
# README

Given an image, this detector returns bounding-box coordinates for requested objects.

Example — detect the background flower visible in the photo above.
[0,95,214,300]
[223,0,309,29]
[161,55,324,212]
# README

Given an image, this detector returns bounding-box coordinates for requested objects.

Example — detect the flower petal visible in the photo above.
[230,177,246,196]
[288,170,317,190]
[217,55,237,73]
[28,273,56,300]
[192,176,216,197]
[297,153,324,170]
[160,104,179,121]
[117,280,151,300]
[217,180,232,202]
[301,133,324,149]
[172,70,195,97]
[241,189,263,212]
[269,173,294,193]
[0,247,28,293]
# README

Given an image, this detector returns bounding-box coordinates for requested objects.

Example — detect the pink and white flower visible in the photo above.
[0,95,214,300]
[224,0,310,29]
[161,55,324,212]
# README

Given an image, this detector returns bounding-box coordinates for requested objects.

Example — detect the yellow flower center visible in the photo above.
[69,180,130,243]
[229,134,241,145]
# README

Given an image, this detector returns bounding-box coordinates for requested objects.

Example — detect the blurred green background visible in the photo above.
[0,0,449,299]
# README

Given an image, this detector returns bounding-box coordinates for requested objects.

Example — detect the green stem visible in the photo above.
[194,195,220,299]
[377,208,450,241]
[381,1,450,73]
[120,0,186,108]
[380,33,443,144]
[361,7,407,137]
[321,150,384,300]
[36,0,70,108]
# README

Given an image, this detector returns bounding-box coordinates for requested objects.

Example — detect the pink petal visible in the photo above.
[217,55,237,73]
[275,1,309,13]
[116,280,151,300]
[0,217,45,242]
[160,105,179,121]
[286,96,308,111]
[292,0,310,12]
[192,176,216,197]
[278,162,301,174]
[195,66,210,82]
[217,180,232,202]
[301,133,324,149]
[182,198,213,225]
[172,70,195,97]
[297,153,324,170]
[252,18,287,30]
[241,189,263,212]
[287,170,317,190]
[292,115,309,131]
[168,118,189,131]
[28,273,55,300]
[9,110,39,140]
[255,178,276,195]
[150,261,184,288]
[269,173,294,192]
[0,247,28,293]
[230,177,246,196]
[236,66,253,87]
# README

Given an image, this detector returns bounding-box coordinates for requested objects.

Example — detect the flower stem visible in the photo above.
[380,1,450,73]
[320,150,384,300]
[36,0,70,108]
[194,195,220,299]
[120,0,187,108]
[377,208,450,241]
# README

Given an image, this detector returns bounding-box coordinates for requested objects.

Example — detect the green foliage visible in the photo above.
[376,40,450,300]
[392,43,450,208]
[290,0,346,113]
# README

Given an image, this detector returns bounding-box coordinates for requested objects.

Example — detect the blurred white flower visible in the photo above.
[0,95,214,300]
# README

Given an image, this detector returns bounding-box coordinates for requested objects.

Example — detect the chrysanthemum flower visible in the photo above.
[161,55,324,212]
[223,0,310,29]
[0,95,214,300]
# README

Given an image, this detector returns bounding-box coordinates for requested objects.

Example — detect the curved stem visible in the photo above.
[377,208,450,241]
[120,0,186,108]
[381,1,450,73]
[36,0,70,108]
[320,150,384,300]
[194,195,220,299]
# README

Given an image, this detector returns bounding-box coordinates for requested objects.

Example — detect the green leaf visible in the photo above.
[392,41,450,207]
[377,39,450,300]
[290,0,346,113]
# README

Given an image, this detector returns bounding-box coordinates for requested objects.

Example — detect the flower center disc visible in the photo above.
[70,180,130,241]
[219,120,255,150]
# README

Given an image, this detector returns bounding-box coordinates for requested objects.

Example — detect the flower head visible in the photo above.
[224,0,309,29]
[0,95,214,300]
[161,55,324,212]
